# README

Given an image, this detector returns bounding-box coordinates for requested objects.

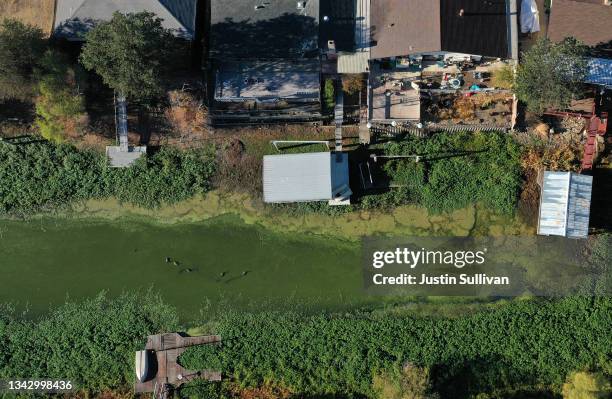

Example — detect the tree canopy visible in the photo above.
[515,37,588,114]
[0,19,45,101]
[79,11,173,101]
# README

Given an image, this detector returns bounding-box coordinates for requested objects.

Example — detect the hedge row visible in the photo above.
[0,141,216,214]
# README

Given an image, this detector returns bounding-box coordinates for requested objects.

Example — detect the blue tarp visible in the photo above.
[586,58,612,88]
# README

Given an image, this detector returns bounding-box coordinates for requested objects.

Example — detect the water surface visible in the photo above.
[0,215,363,318]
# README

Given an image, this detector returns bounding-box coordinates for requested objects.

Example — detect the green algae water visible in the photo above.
[0,215,363,318]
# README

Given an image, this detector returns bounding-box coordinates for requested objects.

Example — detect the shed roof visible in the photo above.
[538,171,593,238]
[586,58,612,88]
[53,0,198,40]
[547,0,612,46]
[263,152,349,203]
[210,0,319,58]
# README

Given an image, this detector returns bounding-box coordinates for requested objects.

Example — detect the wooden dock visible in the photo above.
[135,333,222,397]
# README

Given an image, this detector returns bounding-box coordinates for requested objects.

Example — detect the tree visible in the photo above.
[562,372,611,399]
[35,50,88,143]
[324,79,335,112]
[0,18,45,101]
[79,12,173,101]
[342,74,365,95]
[515,37,588,114]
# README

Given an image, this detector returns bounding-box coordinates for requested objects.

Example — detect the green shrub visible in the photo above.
[324,79,335,112]
[373,131,521,213]
[562,372,611,399]
[0,292,178,391]
[0,141,216,214]
[180,297,611,398]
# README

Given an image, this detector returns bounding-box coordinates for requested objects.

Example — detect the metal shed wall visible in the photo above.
[538,171,593,238]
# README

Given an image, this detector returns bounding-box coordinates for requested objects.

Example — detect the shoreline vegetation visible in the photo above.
[0,131,534,240]
[0,293,609,398]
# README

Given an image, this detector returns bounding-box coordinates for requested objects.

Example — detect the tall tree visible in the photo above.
[79,12,173,101]
[0,19,45,101]
[515,37,588,114]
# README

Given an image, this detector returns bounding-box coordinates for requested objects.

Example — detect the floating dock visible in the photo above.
[134,333,222,397]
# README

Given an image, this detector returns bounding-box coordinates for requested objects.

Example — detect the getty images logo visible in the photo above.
[372,247,487,269]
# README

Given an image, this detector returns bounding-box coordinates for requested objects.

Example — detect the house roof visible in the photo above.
[547,0,612,46]
[370,0,511,59]
[538,171,593,239]
[210,0,319,58]
[263,152,349,203]
[440,0,509,58]
[214,60,321,101]
[370,0,441,59]
[53,0,198,40]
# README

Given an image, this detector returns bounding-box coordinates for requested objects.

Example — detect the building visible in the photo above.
[53,0,198,40]
[547,0,612,46]
[210,0,320,59]
[369,0,518,60]
[263,152,352,205]
[537,171,593,238]
[214,60,320,103]
[209,0,322,124]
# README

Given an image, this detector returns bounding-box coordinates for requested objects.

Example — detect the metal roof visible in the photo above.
[538,171,593,238]
[53,0,197,40]
[263,152,349,203]
[586,58,612,89]
[338,51,370,73]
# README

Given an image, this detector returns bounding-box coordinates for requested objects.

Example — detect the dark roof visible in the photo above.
[547,0,612,46]
[53,0,198,40]
[370,0,441,59]
[319,0,356,52]
[210,0,319,58]
[370,0,510,59]
[440,0,509,58]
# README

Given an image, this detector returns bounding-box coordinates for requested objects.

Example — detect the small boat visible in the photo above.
[135,350,150,382]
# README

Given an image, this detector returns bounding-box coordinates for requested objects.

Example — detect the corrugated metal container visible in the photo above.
[538,171,593,238]
[263,152,349,203]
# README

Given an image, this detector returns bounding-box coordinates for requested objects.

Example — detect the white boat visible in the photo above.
[135,350,150,382]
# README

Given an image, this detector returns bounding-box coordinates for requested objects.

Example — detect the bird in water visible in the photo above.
[173,260,180,267]
[241,270,250,276]
[165,257,171,263]
[219,271,227,277]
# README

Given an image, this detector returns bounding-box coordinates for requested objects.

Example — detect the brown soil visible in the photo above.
[0,0,56,36]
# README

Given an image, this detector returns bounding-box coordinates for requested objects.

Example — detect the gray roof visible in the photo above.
[538,171,593,239]
[215,60,320,101]
[263,152,349,203]
[210,0,319,58]
[53,0,198,40]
